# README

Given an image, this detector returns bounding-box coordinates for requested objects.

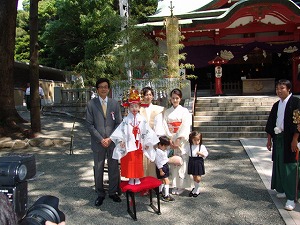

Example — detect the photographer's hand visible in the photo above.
[45,221,66,225]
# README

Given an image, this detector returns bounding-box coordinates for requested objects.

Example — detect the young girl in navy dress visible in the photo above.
[186,131,208,197]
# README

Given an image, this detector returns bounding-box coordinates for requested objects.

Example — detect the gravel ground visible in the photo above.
[0,113,285,225]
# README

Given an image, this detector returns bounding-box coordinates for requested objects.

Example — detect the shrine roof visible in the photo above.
[148,0,216,19]
[139,0,300,27]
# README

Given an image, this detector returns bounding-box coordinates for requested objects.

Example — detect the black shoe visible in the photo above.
[189,188,194,197]
[109,194,122,202]
[192,193,200,198]
[162,195,175,202]
[95,196,105,206]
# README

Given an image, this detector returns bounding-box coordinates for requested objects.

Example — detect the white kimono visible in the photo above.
[163,105,192,189]
[110,112,159,162]
[140,103,165,177]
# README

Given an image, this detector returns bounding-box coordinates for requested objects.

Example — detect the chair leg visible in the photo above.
[126,191,137,221]
[149,187,161,215]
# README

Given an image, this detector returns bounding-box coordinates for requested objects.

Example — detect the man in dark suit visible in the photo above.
[86,78,122,206]
[265,79,300,211]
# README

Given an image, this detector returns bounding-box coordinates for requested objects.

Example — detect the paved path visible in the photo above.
[241,138,300,225]
[0,112,299,224]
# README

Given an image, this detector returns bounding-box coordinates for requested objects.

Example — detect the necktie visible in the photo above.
[102,100,106,117]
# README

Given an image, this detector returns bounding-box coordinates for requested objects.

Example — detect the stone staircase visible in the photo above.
[193,96,279,139]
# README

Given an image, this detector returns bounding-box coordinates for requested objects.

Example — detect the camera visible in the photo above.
[0,154,65,225]
[0,154,36,220]
[19,195,65,225]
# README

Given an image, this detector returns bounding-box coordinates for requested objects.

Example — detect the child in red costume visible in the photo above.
[111,87,159,185]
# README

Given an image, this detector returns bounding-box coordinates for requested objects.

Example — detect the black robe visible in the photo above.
[265,95,300,163]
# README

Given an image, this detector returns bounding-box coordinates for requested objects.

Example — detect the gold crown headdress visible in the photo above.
[121,86,141,107]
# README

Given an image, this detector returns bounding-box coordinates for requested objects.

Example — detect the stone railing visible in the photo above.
[34,79,192,119]
[60,88,94,104]
[52,78,190,105]
[111,78,191,102]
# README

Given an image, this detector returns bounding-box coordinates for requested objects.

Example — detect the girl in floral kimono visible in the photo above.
[110,87,159,185]
[162,88,192,195]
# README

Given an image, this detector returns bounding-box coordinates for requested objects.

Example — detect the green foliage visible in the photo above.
[15,9,30,61]
[14,0,167,86]
[130,0,157,23]
[15,0,57,62]
[21,0,30,12]
[110,24,169,82]
[38,0,57,27]
[75,55,122,87]
[40,0,121,70]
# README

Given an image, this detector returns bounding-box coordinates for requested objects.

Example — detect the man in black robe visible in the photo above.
[265,79,300,211]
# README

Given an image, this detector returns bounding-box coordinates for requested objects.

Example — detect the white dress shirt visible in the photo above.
[276,93,292,131]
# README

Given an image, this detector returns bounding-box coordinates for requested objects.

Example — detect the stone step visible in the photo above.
[196,96,278,103]
[194,120,267,126]
[193,130,267,139]
[192,96,277,139]
[195,111,270,116]
[195,102,275,107]
[194,114,269,121]
[194,126,265,132]
[195,106,272,111]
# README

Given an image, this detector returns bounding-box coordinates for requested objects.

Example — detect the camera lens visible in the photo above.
[23,204,61,225]
[19,196,65,225]
[17,164,27,181]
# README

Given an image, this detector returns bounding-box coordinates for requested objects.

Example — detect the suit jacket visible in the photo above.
[139,104,164,129]
[265,95,300,163]
[86,97,122,151]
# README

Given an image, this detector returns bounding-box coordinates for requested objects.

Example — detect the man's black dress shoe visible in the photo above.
[109,194,121,202]
[95,196,105,206]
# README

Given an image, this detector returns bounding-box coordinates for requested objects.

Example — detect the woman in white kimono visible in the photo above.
[140,87,165,178]
[162,88,192,195]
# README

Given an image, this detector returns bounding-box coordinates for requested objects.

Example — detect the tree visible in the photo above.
[29,0,42,133]
[15,0,57,63]
[40,0,122,71]
[14,0,158,73]
[0,0,28,137]
[15,9,30,62]
[129,0,157,23]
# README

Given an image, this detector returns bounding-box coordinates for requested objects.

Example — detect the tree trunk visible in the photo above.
[29,0,41,132]
[0,0,26,127]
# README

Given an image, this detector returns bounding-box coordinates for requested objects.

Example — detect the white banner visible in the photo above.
[119,0,129,30]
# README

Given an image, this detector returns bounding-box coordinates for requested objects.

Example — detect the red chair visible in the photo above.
[120,176,162,220]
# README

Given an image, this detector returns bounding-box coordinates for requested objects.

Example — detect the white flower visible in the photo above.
[274,127,282,134]
[111,112,115,120]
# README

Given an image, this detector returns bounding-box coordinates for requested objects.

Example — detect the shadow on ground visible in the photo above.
[0,114,285,225]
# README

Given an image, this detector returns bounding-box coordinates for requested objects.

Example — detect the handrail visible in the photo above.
[192,83,197,130]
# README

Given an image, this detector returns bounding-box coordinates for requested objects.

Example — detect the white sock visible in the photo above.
[135,178,141,185]
[165,184,170,196]
[128,178,134,185]
[194,182,200,194]
[172,187,177,193]
[159,184,164,193]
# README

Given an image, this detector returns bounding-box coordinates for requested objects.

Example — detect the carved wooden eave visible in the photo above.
[143,0,300,46]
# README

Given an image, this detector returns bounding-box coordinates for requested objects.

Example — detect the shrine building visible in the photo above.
[139,0,300,95]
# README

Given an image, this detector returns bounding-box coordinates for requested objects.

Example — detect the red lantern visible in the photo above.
[208,55,228,95]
